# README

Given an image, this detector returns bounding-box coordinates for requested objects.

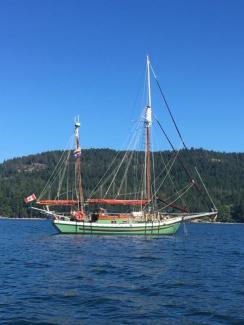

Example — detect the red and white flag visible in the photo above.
[24,193,37,204]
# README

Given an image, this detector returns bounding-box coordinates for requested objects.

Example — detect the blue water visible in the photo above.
[0,220,244,325]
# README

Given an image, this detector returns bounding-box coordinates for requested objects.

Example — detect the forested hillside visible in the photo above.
[0,148,244,222]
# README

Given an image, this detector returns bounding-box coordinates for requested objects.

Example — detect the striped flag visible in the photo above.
[73,148,81,158]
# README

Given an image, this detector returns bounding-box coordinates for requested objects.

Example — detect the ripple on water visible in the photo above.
[0,221,244,324]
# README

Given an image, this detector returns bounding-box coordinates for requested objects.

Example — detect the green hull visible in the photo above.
[52,220,181,235]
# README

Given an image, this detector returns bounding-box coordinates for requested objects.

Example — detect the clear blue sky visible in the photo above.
[0,0,244,162]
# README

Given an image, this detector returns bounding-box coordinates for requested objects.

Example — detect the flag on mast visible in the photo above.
[73,148,81,158]
[24,193,37,204]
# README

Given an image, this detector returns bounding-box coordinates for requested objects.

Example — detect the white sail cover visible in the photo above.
[145,106,152,127]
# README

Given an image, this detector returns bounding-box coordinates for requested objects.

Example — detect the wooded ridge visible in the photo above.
[0,148,243,222]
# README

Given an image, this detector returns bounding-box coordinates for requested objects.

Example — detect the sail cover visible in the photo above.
[86,199,149,206]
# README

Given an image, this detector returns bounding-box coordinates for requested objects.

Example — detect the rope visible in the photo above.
[57,152,71,198]
[150,150,180,202]
[88,113,144,199]
[104,151,130,197]
[38,135,73,200]
[156,183,194,212]
[195,167,217,211]
[154,117,196,183]
[116,150,135,198]
[158,150,187,208]
[154,116,204,197]
[150,64,187,149]
[183,222,188,236]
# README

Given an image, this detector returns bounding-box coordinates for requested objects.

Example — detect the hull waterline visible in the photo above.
[51,211,217,235]
[52,219,181,235]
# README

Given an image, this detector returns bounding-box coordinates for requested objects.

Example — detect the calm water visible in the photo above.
[0,220,244,325]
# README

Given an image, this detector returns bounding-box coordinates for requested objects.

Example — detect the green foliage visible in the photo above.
[231,200,244,223]
[218,205,233,223]
[0,148,244,222]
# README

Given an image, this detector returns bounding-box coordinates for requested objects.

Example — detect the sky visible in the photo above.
[0,0,244,162]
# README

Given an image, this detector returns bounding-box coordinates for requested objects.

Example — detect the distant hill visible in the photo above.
[0,148,244,222]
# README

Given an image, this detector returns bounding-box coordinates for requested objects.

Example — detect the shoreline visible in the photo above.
[0,217,243,224]
[0,217,47,220]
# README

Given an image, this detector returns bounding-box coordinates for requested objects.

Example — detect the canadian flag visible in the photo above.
[24,193,37,204]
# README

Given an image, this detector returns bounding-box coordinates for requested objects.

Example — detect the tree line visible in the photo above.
[0,148,243,222]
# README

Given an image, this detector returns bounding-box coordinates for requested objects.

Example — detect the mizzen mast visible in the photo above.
[145,55,152,202]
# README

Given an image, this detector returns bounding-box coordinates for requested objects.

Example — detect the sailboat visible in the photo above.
[30,56,217,235]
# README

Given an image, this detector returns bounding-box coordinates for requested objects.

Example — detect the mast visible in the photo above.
[145,55,152,201]
[74,116,84,211]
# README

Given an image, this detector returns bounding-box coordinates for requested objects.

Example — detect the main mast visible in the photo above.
[145,55,152,202]
[74,117,84,212]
